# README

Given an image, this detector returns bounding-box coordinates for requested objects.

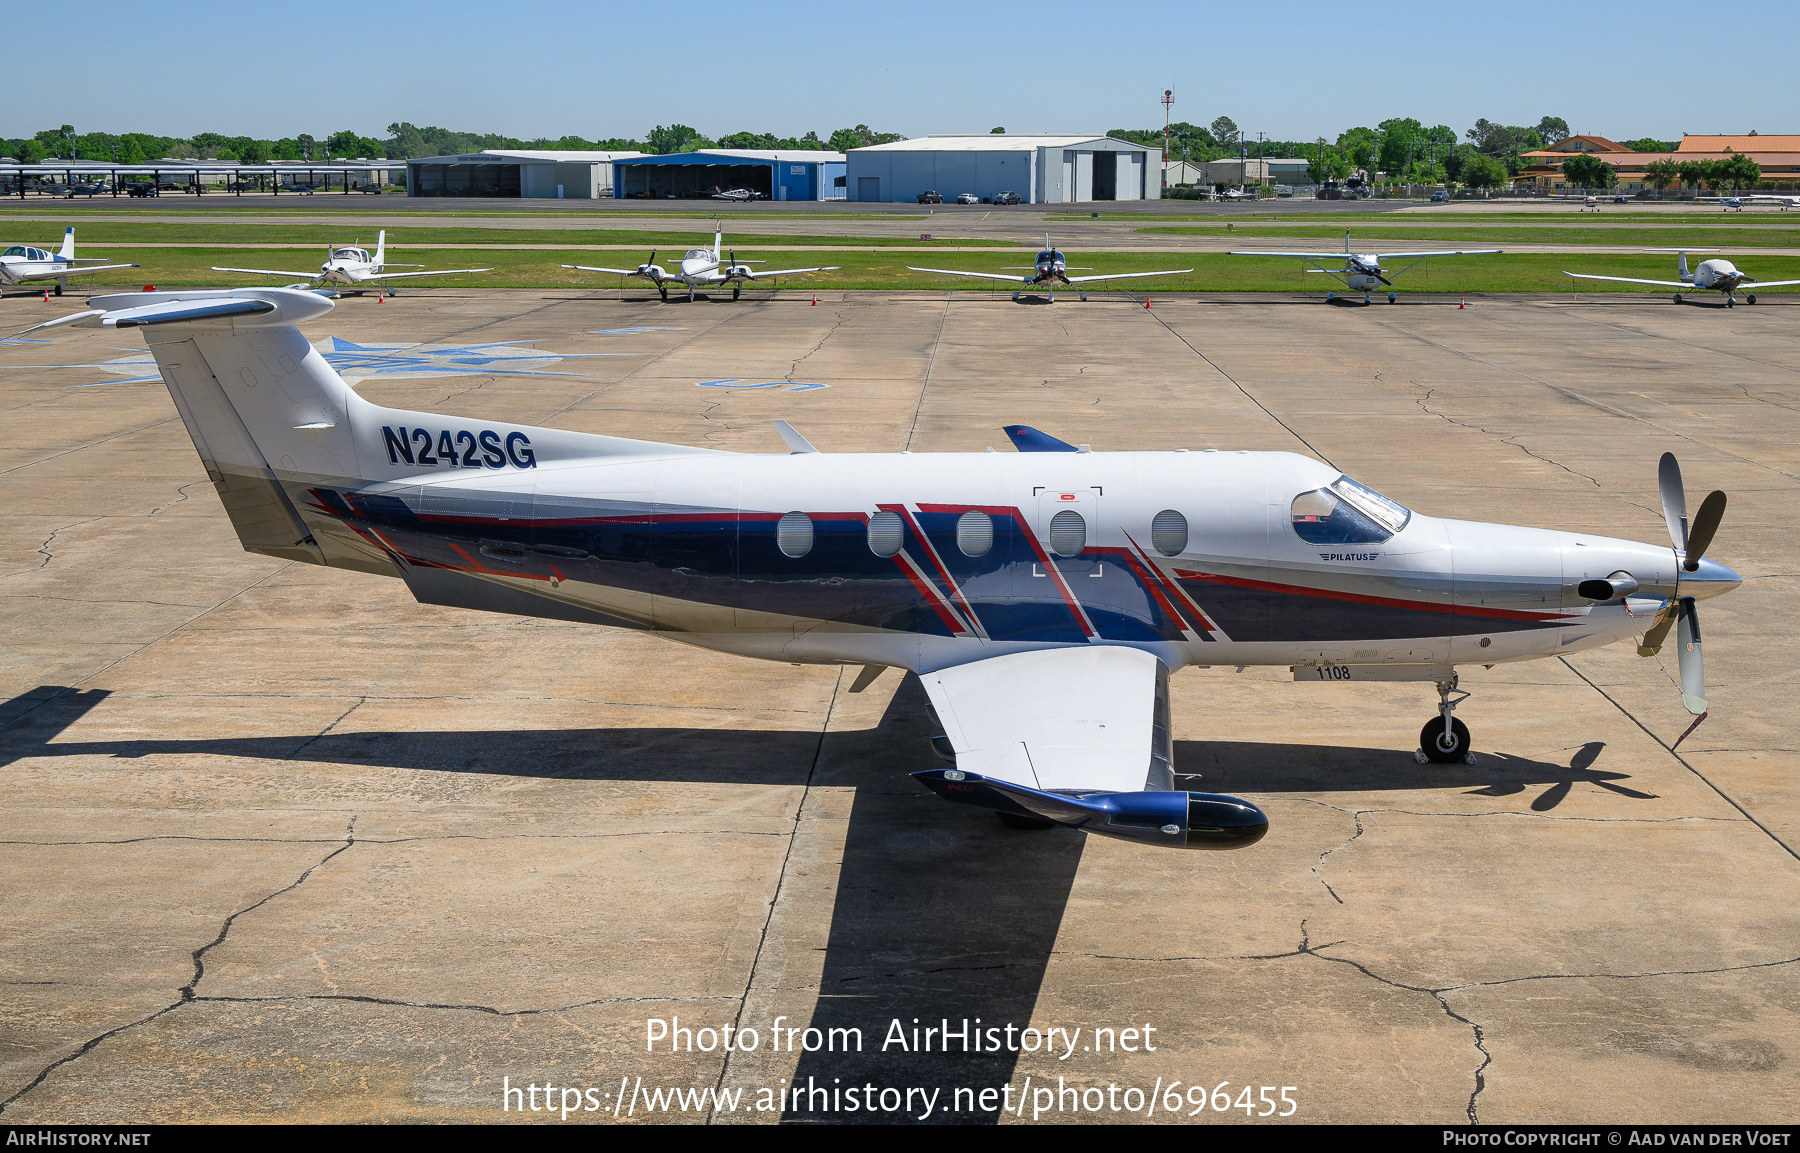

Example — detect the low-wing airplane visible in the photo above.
[710,187,760,202]
[0,227,139,297]
[213,230,491,296]
[908,236,1193,302]
[1228,230,1503,303]
[1562,249,1800,306]
[560,228,838,301]
[17,287,1741,852]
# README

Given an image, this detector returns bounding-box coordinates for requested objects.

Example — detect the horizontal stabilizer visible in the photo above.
[1003,424,1078,452]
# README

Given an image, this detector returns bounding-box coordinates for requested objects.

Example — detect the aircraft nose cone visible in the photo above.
[1684,556,1742,600]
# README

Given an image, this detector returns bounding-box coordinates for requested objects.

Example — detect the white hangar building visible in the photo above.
[845,135,1162,204]
[406,149,645,199]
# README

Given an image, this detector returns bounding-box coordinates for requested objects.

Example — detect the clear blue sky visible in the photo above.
[8,0,1792,146]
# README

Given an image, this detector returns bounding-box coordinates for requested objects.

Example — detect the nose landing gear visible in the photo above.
[1416,675,1476,765]
[1387,291,1397,303]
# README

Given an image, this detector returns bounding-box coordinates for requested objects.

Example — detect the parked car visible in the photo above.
[124,182,157,197]
[991,190,1021,205]
[1430,190,1450,203]
[1612,194,1628,204]
[916,190,942,204]
[954,192,978,204]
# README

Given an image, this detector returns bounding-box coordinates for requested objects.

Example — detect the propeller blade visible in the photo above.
[1658,452,1689,552]
[1638,601,1678,657]
[1374,273,1393,286]
[1675,598,1706,714]
[1683,490,1727,571]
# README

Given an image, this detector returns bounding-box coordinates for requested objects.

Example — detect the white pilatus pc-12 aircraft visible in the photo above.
[18,288,1741,852]
[1563,249,1800,306]
[561,228,838,301]
[213,230,491,297]
[1,228,139,297]
[1229,231,1502,303]
[908,236,1193,302]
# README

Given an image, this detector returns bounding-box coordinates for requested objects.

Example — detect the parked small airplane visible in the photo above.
[0,227,139,296]
[1700,194,1796,211]
[1229,231,1502,303]
[908,236,1193,302]
[1562,249,1800,306]
[16,287,1742,852]
[213,230,490,296]
[561,228,838,301]
[710,187,760,202]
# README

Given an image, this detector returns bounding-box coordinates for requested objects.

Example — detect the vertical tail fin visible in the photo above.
[57,227,75,261]
[1345,229,1351,254]
[713,228,722,261]
[374,229,386,267]
[1677,251,1691,280]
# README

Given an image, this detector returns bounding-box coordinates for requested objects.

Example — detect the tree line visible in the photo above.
[2,122,911,165]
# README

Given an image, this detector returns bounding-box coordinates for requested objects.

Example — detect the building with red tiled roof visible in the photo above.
[1510,134,1800,193]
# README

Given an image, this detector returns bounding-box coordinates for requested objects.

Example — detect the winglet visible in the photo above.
[1002,424,1079,452]
[772,419,818,454]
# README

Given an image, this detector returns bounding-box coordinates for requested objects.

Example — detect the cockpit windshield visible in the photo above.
[332,248,366,262]
[1036,250,1062,263]
[2,246,26,258]
[683,248,712,260]
[1290,475,1412,545]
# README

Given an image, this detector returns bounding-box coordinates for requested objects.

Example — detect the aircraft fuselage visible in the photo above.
[296,441,1737,677]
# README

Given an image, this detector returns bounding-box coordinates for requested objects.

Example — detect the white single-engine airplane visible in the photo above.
[1,227,139,297]
[561,228,837,301]
[213,230,491,296]
[909,236,1193,302]
[1229,230,1502,303]
[1563,249,1800,306]
[17,287,1741,852]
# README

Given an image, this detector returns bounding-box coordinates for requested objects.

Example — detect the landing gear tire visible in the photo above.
[996,810,1056,831]
[1673,294,1682,304]
[1326,291,1335,301]
[732,285,740,301]
[658,285,668,301]
[1418,717,1472,765]
[1078,291,1088,302]
[53,283,63,296]
[687,287,695,302]
[1387,291,1397,303]
[1012,291,1021,302]
[1747,293,1758,304]
[1363,293,1372,304]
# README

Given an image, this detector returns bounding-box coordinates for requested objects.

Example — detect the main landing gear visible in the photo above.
[732,285,741,301]
[1747,293,1758,304]
[1387,291,1397,303]
[658,285,668,301]
[1672,294,1682,304]
[1416,674,1476,765]
[687,286,696,302]
[1078,291,1088,302]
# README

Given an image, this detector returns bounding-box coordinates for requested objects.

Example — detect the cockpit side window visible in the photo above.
[1290,475,1412,545]
[2,246,26,257]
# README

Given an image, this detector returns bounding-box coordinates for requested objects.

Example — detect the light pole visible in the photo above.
[1161,89,1174,190]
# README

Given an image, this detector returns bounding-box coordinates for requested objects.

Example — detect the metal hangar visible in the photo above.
[611,150,848,200]
[845,135,1163,204]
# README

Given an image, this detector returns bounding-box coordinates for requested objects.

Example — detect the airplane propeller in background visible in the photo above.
[1639,452,1728,717]
[639,250,658,275]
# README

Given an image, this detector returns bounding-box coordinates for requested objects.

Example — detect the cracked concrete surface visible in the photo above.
[2,289,1798,1123]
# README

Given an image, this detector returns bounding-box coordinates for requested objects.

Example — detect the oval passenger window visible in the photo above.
[866,510,904,558]
[776,511,813,558]
[1049,510,1085,557]
[1151,509,1187,557]
[956,510,993,557]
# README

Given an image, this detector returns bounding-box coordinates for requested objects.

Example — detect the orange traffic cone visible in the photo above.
[811,294,817,306]
[1459,297,1466,309]
[42,290,49,302]
[1144,296,1152,309]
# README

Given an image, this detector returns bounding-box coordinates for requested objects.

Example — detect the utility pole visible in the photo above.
[1161,89,1174,188]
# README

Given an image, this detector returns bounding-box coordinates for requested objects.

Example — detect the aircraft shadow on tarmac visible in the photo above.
[1,683,1652,1123]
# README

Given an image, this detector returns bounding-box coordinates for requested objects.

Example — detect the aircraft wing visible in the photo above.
[213,266,321,280]
[363,267,492,281]
[739,265,839,280]
[1066,268,1194,284]
[13,262,140,281]
[1227,251,1347,258]
[907,267,1031,284]
[1562,272,1693,288]
[560,264,655,278]
[1370,249,1501,259]
[919,647,1165,794]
